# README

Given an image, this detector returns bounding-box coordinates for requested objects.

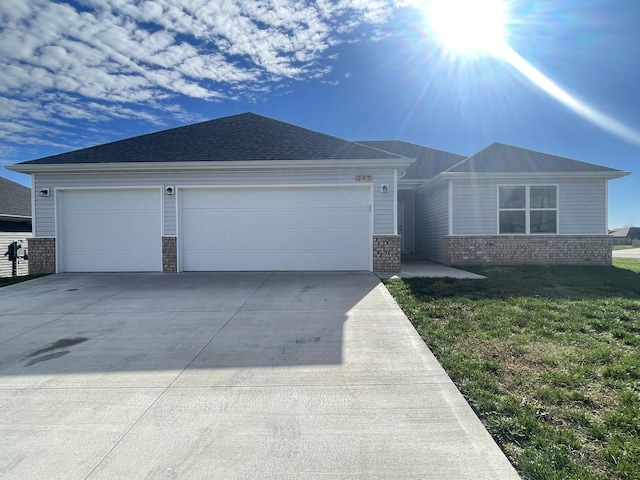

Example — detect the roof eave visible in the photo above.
[8,157,415,174]
[440,171,631,180]
[398,179,427,189]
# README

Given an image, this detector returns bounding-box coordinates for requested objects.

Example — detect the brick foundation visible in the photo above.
[162,236,177,273]
[27,238,56,274]
[373,235,401,272]
[444,235,613,266]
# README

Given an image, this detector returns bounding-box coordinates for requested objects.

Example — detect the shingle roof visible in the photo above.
[356,141,465,179]
[609,227,640,238]
[446,142,621,173]
[0,176,31,217]
[16,113,404,165]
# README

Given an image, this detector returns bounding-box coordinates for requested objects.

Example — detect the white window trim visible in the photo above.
[497,184,559,235]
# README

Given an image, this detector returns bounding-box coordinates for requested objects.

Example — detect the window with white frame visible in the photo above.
[498,185,557,234]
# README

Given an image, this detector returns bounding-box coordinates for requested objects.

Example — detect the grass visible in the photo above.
[614,258,640,273]
[613,245,634,251]
[0,274,47,288]
[385,259,640,480]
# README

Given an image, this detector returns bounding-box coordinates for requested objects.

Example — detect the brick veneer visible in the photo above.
[27,238,56,274]
[443,235,613,266]
[373,235,401,272]
[162,236,177,273]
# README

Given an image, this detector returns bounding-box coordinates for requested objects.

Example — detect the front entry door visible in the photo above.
[398,201,406,254]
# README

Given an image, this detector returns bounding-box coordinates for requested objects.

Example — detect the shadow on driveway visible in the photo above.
[0,272,388,379]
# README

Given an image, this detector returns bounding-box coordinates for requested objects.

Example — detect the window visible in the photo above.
[498,185,557,234]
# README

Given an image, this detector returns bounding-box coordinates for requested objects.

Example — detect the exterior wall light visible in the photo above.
[165,185,175,195]
[381,184,389,194]
[39,188,50,197]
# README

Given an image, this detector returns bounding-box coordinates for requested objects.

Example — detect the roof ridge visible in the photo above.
[357,139,465,158]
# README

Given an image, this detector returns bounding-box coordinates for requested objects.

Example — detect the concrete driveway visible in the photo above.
[0,273,519,479]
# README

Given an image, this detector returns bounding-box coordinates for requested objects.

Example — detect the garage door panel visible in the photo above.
[63,210,159,232]
[187,250,370,272]
[183,229,367,253]
[180,187,371,271]
[64,252,160,273]
[59,190,161,272]
[66,231,159,252]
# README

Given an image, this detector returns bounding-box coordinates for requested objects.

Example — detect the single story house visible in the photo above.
[609,227,640,246]
[8,113,629,274]
[0,176,31,277]
[360,140,629,266]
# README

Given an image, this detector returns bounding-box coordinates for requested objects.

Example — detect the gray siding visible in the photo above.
[0,232,31,277]
[415,181,449,262]
[452,177,608,235]
[558,179,607,234]
[163,192,177,236]
[33,168,397,238]
[451,180,495,235]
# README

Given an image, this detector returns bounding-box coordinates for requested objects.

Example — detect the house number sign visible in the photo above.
[355,175,373,181]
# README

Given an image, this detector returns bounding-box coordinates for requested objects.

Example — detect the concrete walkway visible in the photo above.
[613,247,640,258]
[0,273,518,479]
[378,261,486,279]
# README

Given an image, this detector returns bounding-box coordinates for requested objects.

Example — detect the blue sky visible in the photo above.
[1,0,638,228]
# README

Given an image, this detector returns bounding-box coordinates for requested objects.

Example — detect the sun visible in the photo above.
[424,0,510,56]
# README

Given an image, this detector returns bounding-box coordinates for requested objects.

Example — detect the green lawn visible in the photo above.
[0,274,47,288]
[613,245,634,251]
[386,258,640,480]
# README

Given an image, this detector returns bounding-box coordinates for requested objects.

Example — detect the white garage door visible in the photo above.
[179,186,371,271]
[58,189,161,272]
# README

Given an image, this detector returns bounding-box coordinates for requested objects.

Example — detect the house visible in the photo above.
[609,227,640,246]
[0,176,31,277]
[360,140,629,266]
[8,113,629,274]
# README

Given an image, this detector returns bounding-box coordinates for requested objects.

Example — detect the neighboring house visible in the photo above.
[609,227,640,246]
[0,176,31,277]
[8,113,629,274]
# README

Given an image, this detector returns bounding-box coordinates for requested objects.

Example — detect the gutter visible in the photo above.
[7,158,415,174]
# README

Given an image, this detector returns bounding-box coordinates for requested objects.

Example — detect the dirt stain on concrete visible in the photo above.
[26,337,88,358]
[24,351,70,367]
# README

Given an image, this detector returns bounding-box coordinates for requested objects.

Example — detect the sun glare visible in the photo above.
[412,0,640,146]
[425,0,509,56]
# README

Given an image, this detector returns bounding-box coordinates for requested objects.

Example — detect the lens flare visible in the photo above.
[500,45,640,147]
[416,0,640,146]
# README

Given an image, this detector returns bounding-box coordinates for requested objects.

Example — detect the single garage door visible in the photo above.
[179,186,371,271]
[58,189,161,272]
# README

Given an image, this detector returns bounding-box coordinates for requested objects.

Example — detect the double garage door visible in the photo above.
[57,186,371,272]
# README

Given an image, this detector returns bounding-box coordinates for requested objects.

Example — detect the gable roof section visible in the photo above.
[0,176,31,217]
[15,113,404,166]
[446,142,623,174]
[609,227,640,238]
[357,140,465,179]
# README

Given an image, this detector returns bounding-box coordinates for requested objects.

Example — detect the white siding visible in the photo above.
[0,232,31,277]
[33,168,397,238]
[452,177,609,235]
[415,182,449,262]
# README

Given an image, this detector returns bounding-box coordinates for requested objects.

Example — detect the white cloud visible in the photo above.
[0,0,400,154]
